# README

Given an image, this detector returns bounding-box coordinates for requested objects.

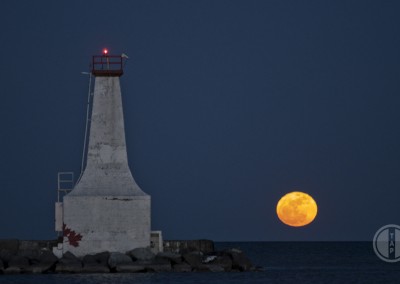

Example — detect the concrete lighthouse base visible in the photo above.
[63,195,150,257]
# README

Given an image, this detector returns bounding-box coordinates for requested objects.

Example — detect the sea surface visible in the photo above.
[1,242,399,284]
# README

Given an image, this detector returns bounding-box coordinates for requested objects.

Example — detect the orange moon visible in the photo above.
[276,191,318,227]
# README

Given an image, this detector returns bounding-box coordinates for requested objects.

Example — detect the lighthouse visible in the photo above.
[60,50,151,256]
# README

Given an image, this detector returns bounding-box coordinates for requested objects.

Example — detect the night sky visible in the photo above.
[0,0,399,241]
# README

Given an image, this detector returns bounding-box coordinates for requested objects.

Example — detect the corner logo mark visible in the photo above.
[373,224,400,263]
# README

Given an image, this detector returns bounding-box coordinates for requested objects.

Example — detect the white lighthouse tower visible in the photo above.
[60,50,151,256]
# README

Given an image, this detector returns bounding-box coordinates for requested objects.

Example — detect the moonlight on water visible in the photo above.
[276,191,318,227]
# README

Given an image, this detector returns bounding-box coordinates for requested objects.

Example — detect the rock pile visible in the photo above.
[0,247,255,274]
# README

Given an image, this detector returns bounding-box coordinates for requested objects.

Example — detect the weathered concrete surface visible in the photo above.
[150,231,163,254]
[63,196,150,256]
[71,77,146,197]
[63,76,151,256]
[164,240,214,254]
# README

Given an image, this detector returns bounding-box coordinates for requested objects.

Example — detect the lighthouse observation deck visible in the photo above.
[92,53,124,77]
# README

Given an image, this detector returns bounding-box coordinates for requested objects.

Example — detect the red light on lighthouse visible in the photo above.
[92,49,123,76]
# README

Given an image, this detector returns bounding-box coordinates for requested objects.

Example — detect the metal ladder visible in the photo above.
[57,172,74,202]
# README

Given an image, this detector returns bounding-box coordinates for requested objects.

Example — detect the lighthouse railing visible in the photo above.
[92,55,123,76]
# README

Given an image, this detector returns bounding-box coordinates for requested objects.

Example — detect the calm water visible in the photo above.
[1,242,399,283]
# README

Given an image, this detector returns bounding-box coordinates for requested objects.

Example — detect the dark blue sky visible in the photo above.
[0,0,399,241]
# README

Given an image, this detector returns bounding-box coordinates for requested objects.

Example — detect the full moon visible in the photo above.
[276,191,318,227]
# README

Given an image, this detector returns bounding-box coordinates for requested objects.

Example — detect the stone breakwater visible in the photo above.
[0,239,256,274]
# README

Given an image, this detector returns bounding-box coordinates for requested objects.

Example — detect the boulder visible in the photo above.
[226,249,253,271]
[183,251,203,268]
[4,266,21,274]
[156,252,182,264]
[8,255,30,268]
[82,264,110,273]
[0,240,19,254]
[24,250,59,274]
[58,251,81,264]
[92,251,110,265]
[207,253,233,272]
[116,263,146,273]
[39,250,58,265]
[27,266,46,274]
[143,258,172,272]
[55,263,82,273]
[17,249,41,263]
[83,252,109,265]
[207,264,225,272]
[5,255,30,273]
[127,247,155,261]
[109,253,146,273]
[27,263,55,274]
[196,264,225,272]
[82,252,110,273]
[173,262,192,272]
[108,252,134,272]
[55,251,82,273]
[0,249,15,263]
